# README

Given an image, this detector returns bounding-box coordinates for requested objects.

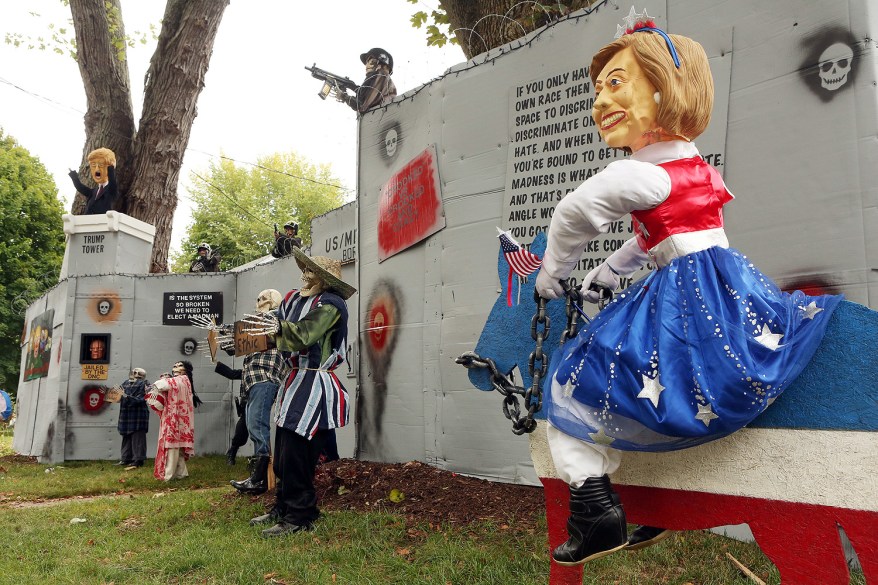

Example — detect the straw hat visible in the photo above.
[292,247,357,300]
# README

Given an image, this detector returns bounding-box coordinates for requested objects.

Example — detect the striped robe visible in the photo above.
[275,290,349,439]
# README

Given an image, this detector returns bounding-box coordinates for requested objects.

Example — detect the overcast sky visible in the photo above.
[0,0,463,254]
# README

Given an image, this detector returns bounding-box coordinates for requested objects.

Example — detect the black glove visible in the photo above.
[68,169,79,180]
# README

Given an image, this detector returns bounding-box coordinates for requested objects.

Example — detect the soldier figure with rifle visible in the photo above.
[306,47,397,114]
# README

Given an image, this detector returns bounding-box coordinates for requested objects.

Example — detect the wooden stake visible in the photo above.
[725,552,766,585]
[267,455,276,490]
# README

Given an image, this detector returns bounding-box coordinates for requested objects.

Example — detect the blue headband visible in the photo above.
[631,25,681,69]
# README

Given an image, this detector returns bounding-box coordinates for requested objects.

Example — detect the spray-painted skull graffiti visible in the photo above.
[385,128,398,157]
[97,299,111,316]
[818,42,853,91]
[181,338,197,356]
[81,386,105,413]
[799,27,859,102]
[379,122,402,164]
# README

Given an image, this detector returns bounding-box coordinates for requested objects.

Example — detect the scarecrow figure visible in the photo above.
[69,147,119,215]
[533,10,842,565]
[246,248,355,537]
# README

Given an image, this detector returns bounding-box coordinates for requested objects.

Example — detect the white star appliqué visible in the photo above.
[589,428,614,446]
[799,301,823,320]
[695,403,719,427]
[637,373,665,408]
[754,324,784,350]
[561,379,575,398]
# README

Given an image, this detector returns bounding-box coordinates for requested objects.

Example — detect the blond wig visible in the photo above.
[87,147,117,167]
[591,32,714,141]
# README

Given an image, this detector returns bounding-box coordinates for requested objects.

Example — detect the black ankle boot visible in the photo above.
[625,525,673,551]
[231,456,269,495]
[552,475,628,566]
[226,446,238,466]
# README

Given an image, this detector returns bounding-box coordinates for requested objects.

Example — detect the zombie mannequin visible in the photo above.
[115,368,150,468]
[533,11,841,565]
[189,242,222,273]
[246,248,355,537]
[214,289,288,494]
[146,360,196,481]
[271,221,303,258]
[69,147,119,215]
[333,48,397,114]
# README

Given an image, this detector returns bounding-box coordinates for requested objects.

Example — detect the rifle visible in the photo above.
[305,64,358,100]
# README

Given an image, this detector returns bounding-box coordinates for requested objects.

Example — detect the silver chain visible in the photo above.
[456,279,587,435]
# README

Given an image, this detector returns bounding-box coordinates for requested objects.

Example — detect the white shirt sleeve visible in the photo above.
[540,159,671,279]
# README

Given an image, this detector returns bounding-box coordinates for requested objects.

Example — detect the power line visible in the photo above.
[0,74,354,194]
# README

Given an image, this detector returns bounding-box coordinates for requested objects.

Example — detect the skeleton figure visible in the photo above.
[256,289,283,313]
[243,258,334,335]
[818,42,854,91]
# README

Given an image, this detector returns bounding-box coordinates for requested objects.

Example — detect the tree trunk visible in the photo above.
[69,0,229,272]
[121,0,229,272]
[68,0,137,214]
[439,1,594,59]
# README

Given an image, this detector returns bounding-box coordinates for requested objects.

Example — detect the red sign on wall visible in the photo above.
[377,145,446,262]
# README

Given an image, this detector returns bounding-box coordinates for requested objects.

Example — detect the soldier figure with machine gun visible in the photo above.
[306,47,397,114]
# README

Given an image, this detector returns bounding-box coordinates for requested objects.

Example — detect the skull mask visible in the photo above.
[98,300,111,315]
[172,362,186,377]
[818,42,853,91]
[385,128,398,157]
[256,289,282,312]
[131,368,146,381]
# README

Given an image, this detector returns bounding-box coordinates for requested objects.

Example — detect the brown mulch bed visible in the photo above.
[260,459,546,531]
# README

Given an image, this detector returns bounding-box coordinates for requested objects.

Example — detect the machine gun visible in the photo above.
[305,64,359,100]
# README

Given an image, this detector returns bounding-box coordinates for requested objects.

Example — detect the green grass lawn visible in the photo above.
[0,430,864,584]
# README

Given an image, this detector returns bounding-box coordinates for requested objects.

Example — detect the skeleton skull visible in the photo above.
[300,268,327,297]
[88,392,100,408]
[182,340,196,355]
[172,362,186,377]
[818,42,853,91]
[256,289,282,312]
[385,128,398,157]
[98,300,111,315]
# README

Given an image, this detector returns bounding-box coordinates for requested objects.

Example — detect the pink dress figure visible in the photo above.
[147,361,195,481]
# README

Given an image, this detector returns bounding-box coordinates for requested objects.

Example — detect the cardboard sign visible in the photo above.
[233,321,269,357]
[207,329,218,363]
[82,364,108,381]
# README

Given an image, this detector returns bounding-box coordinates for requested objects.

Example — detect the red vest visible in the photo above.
[630,157,732,252]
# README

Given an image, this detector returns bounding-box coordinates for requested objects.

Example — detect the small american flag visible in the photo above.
[497,228,542,305]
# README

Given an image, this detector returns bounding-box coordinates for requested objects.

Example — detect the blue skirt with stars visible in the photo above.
[544,246,843,452]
